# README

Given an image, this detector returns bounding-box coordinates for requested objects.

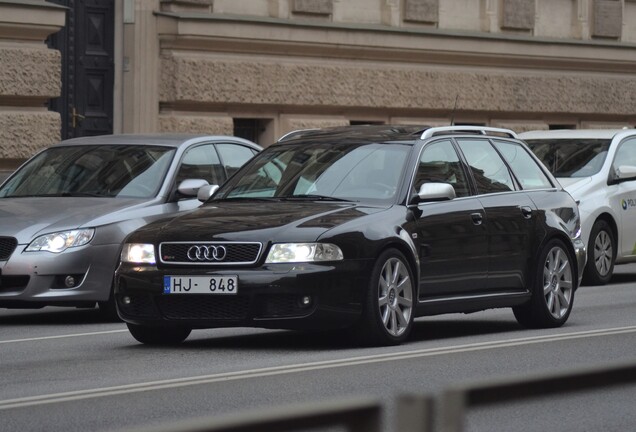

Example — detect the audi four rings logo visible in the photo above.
[187,245,228,261]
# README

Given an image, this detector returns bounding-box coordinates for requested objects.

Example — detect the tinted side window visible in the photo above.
[176,144,224,185]
[456,138,515,194]
[216,144,257,179]
[493,140,553,190]
[415,140,470,197]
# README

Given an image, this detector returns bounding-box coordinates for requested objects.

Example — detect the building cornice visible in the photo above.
[155,11,636,74]
[0,0,66,41]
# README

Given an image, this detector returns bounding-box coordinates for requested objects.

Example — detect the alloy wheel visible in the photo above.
[377,257,413,337]
[593,230,613,277]
[543,246,573,319]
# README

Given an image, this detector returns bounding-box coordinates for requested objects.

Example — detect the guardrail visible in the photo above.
[130,360,636,432]
[435,359,636,432]
[130,397,384,432]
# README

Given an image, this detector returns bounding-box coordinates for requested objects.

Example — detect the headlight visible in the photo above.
[265,243,343,263]
[121,243,156,264]
[25,229,95,253]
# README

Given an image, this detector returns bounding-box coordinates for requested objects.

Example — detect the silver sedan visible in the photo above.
[0,134,260,317]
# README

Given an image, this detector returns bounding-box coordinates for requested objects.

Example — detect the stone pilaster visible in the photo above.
[0,1,65,164]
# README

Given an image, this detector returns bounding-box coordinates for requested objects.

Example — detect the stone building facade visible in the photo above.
[1,0,636,170]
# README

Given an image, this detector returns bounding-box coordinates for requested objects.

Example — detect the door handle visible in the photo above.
[470,212,483,225]
[521,206,533,219]
[72,107,85,128]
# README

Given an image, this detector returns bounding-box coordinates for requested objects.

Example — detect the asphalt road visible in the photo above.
[2,265,636,432]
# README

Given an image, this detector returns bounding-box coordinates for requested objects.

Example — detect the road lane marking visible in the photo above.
[2,325,636,410]
[0,329,128,344]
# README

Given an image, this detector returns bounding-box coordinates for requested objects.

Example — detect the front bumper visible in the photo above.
[573,236,587,286]
[0,243,120,308]
[115,260,372,330]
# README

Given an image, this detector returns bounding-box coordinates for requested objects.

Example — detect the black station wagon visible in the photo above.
[115,125,586,346]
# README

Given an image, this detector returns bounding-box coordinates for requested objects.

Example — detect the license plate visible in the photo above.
[163,276,238,295]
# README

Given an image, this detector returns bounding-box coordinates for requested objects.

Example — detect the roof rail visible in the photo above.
[277,128,320,142]
[420,126,518,140]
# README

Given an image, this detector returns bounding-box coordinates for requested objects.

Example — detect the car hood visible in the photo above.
[556,177,593,196]
[135,201,386,244]
[0,197,149,242]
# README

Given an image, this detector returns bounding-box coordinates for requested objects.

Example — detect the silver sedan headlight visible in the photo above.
[25,228,95,253]
[121,243,156,264]
[265,243,344,263]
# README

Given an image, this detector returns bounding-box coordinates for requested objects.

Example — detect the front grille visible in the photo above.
[159,242,262,265]
[156,295,250,320]
[0,237,17,260]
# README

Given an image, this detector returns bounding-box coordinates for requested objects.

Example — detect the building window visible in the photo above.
[549,124,576,130]
[350,121,384,126]
[233,119,264,143]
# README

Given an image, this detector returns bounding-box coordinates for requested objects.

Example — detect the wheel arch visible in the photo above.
[374,238,420,298]
[534,232,580,291]
[593,212,618,247]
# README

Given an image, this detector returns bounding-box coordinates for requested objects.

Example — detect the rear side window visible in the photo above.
[493,140,553,190]
[456,139,515,194]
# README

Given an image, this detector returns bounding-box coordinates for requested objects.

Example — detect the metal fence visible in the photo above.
[130,359,636,432]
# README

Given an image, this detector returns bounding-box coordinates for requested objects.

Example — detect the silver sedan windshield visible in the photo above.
[0,145,175,198]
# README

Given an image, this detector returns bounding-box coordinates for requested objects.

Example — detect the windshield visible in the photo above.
[215,142,411,204]
[0,145,176,198]
[525,139,610,178]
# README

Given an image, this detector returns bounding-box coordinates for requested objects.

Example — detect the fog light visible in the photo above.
[122,296,131,305]
[64,276,76,288]
[300,296,311,306]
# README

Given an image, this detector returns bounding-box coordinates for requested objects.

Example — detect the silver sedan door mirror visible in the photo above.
[197,184,219,202]
[418,182,456,201]
[177,179,209,197]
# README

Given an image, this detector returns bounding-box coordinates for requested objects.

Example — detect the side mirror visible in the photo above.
[177,179,209,197]
[197,184,219,202]
[616,165,636,181]
[417,182,456,202]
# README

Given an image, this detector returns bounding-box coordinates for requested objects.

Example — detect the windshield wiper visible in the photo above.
[212,197,282,202]
[59,192,108,197]
[285,194,352,202]
[5,192,107,198]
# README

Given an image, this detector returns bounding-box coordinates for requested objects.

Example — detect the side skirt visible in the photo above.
[415,291,531,317]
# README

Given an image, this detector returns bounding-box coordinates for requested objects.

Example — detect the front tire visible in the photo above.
[583,219,615,286]
[514,238,575,328]
[127,323,191,345]
[351,248,415,346]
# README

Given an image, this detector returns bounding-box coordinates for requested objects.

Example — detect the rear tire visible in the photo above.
[351,248,414,346]
[514,238,575,329]
[582,219,615,286]
[127,323,191,345]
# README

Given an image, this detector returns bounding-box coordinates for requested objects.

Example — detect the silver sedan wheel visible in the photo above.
[377,257,413,337]
[593,230,613,277]
[543,246,573,319]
